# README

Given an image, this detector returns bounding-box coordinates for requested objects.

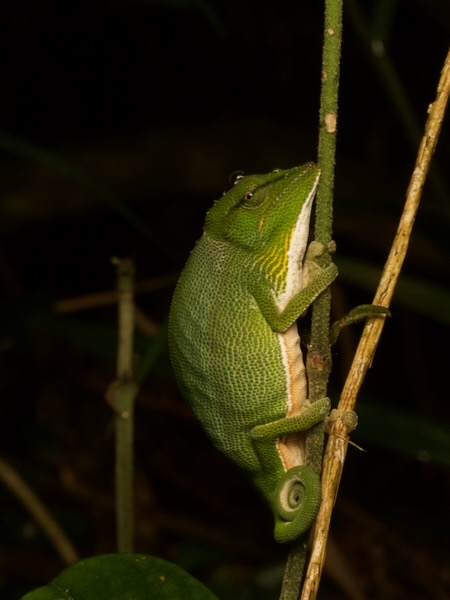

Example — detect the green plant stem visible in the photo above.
[307,0,343,408]
[108,258,138,553]
[280,3,344,599]
[308,0,343,470]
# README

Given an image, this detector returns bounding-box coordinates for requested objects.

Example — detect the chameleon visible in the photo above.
[168,163,338,543]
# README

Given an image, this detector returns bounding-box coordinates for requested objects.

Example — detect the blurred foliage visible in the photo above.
[0,0,449,599]
[22,554,218,600]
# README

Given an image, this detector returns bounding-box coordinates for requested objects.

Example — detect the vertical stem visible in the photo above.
[306,0,343,457]
[315,0,343,248]
[115,382,135,554]
[108,258,137,553]
[281,3,344,599]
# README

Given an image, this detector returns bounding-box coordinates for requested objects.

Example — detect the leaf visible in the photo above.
[21,554,218,600]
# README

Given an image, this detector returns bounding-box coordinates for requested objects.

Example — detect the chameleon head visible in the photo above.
[206,164,319,248]
[204,162,320,293]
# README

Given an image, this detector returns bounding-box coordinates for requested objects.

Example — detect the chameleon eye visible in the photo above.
[239,185,267,208]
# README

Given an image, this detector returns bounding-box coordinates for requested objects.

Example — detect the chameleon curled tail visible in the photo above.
[274,466,321,543]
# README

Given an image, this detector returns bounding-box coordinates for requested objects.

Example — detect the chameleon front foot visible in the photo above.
[274,465,321,543]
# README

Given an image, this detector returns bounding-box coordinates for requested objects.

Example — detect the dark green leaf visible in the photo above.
[21,554,218,600]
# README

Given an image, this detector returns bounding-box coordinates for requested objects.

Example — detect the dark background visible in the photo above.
[0,1,449,599]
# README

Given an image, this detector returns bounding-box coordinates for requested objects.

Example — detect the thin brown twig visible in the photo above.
[0,456,79,565]
[53,273,178,314]
[301,47,450,600]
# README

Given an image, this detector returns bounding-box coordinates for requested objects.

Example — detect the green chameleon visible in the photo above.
[168,163,338,543]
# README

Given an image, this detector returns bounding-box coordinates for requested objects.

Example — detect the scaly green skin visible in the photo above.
[168,163,338,543]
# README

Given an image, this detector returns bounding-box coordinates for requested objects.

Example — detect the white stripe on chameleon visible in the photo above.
[276,324,308,471]
[274,170,320,470]
[276,170,320,311]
